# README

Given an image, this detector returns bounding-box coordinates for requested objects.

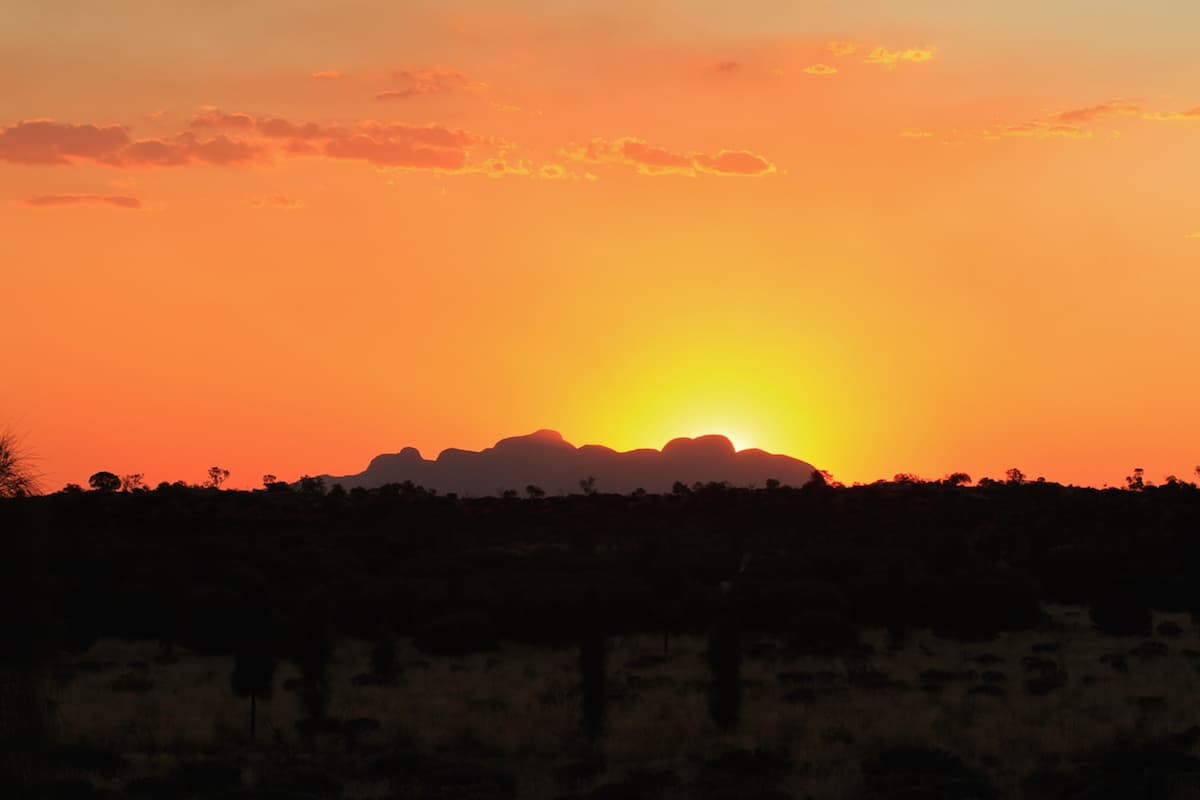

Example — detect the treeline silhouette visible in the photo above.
[4,473,1200,658]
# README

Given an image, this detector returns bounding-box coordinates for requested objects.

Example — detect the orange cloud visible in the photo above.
[1143,107,1200,121]
[899,130,934,138]
[1053,99,1142,123]
[189,109,256,130]
[694,150,776,176]
[827,41,857,57]
[310,70,346,80]
[23,193,141,209]
[0,120,130,165]
[377,68,485,100]
[804,64,838,76]
[571,137,775,177]
[865,46,936,67]
[250,194,303,210]
[0,119,262,167]
[987,122,1092,140]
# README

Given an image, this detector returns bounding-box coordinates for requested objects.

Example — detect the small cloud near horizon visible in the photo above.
[22,193,141,209]
[569,137,776,177]
[865,46,936,67]
[250,194,304,210]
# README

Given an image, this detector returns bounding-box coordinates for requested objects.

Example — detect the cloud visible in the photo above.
[827,41,857,57]
[711,61,741,74]
[1187,232,1200,239]
[377,68,486,100]
[1046,99,1200,124]
[899,130,934,138]
[0,119,264,167]
[1143,107,1200,121]
[125,110,479,171]
[1053,99,1141,123]
[189,109,256,130]
[321,122,477,169]
[310,70,345,80]
[1,110,515,176]
[694,150,776,176]
[250,194,303,210]
[803,64,837,76]
[987,122,1092,140]
[23,194,141,209]
[570,137,775,177]
[0,120,130,165]
[865,46,936,68]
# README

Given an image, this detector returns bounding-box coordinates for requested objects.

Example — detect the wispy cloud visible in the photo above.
[1143,107,1200,121]
[803,64,837,76]
[864,46,936,68]
[250,194,303,210]
[569,137,775,177]
[23,193,141,209]
[827,41,857,57]
[986,122,1092,140]
[0,119,263,167]
[376,68,486,101]
[1053,99,1141,123]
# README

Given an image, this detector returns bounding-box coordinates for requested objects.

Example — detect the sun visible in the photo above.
[684,426,755,453]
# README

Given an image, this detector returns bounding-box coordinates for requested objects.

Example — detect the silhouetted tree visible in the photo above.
[579,594,606,741]
[525,484,546,499]
[1006,468,1025,486]
[579,476,597,496]
[205,466,230,489]
[707,613,741,731]
[299,596,334,720]
[230,588,275,740]
[87,471,120,493]
[1125,467,1146,491]
[943,472,972,487]
[371,620,397,682]
[262,473,277,489]
[298,475,326,496]
[0,431,40,498]
[120,473,144,492]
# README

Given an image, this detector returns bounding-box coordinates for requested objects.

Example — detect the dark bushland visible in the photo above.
[3,477,1200,658]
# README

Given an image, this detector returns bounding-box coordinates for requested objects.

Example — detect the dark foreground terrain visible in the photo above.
[5,475,1200,798]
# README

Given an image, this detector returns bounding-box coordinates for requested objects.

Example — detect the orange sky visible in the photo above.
[3,1,1199,490]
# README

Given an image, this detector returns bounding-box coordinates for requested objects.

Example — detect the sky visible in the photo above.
[3,1,1199,490]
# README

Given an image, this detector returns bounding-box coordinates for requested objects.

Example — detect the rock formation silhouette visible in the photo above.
[319,430,817,496]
